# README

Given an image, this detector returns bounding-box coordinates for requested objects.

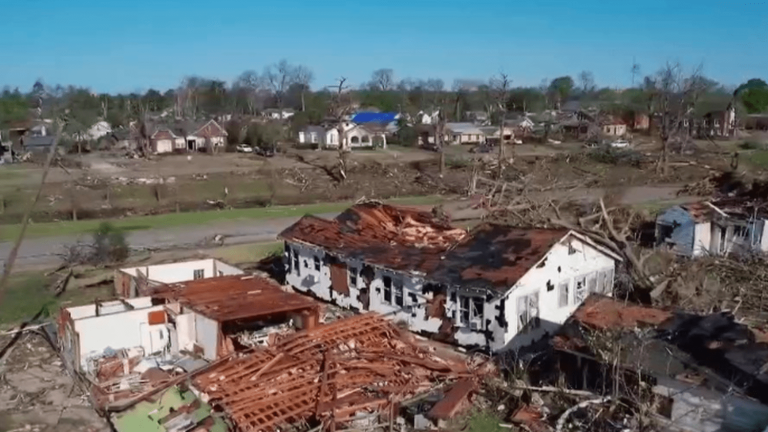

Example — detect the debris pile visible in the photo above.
[194,313,494,431]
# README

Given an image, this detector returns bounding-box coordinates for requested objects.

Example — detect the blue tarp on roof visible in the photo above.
[352,112,399,124]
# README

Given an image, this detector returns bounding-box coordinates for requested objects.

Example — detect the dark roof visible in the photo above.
[554,295,768,403]
[278,203,467,274]
[303,125,326,134]
[352,112,399,124]
[431,224,568,292]
[149,275,319,322]
[23,135,56,147]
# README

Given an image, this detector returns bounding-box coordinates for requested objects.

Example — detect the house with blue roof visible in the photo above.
[351,112,400,124]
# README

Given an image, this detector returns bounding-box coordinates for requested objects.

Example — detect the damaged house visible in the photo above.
[58,275,320,411]
[114,258,244,298]
[655,200,768,257]
[554,294,768,432]
[278,203,620,352]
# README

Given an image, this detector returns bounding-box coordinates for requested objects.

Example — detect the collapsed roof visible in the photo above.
[149,275,319,322]
[280,204,607,293]
[431,224,568,292]
[192,313,493,431]
[279,203,467,274]
[554,294,768,403]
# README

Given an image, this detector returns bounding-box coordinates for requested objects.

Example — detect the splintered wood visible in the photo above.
[193,313,492,432]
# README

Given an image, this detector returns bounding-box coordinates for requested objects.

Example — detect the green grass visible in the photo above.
[745,150,768,170]
[209,241,284,264]
[0,271,113,328]
[466,410,506,432]
[0,195,445,241]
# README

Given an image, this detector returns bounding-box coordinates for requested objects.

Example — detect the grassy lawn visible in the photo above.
[208,241,284,264]
[0,195,445,241]
[0,271,113,328]
[744,149,768,171]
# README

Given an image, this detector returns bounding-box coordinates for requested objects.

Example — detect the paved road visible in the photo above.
[1,185,689,270]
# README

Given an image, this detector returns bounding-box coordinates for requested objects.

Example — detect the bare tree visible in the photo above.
[490,73,512,176]
[264,60,297,109]
[328,77,354,180]
[370,68,395,91]
[578,70,596,94]
[650,63,707,175]
[234,70,264,115]
[294,65,314,112]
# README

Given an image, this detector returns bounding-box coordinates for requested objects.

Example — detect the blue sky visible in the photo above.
[3,0,766,93]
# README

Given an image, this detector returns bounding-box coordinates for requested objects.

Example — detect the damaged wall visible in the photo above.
[193,311,219,361]
[117,259,244,295]
[71,305,169,369]
[284,241,490,347]
[654,376,768,432]
[501,235,616,351]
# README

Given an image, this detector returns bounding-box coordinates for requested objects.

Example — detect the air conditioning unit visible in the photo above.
[470,321,482,331]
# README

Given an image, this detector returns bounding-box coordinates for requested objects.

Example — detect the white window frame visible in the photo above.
[517,292,540,332]
[394,279,404,307]
[193,269,204,280]
[574,275,587,304]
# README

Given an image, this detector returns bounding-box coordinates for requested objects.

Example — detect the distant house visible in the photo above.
[655,200,768,258]
[297,125,339,148]
[700,104,736,138]
[744,114,768,131]
[344,124,387,149]
[263,108,295,120]
[185,119,228,150]
[85,121,112,140]
[150,127,184,154]
[444,123,485,144]
[352,112,399,125]
[505,116,535,138]
[601,118,627,137]
[149,120,227,154]
[21,135,57,153]
[415,110,440,125]
[479,126,515,145]
[465,111,489,124]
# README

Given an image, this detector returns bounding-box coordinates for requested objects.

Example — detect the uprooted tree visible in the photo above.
[61,222,130,267]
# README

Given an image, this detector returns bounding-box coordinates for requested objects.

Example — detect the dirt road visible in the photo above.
[0,185,690,271]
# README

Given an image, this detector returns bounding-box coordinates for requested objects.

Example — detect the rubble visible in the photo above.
[193,313,495,432]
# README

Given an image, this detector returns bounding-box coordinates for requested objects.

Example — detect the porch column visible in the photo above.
[381,134,387,149]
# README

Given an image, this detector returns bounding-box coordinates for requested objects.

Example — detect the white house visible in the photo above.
[416,110,440,125]
[114,258,244,298]
[655,200,768,258]
[444,123,486,144]
[263,108,295,120]
[86,121,112,140]
[298,125,339,148]
[343,124,387,149]
[278,203,620,352]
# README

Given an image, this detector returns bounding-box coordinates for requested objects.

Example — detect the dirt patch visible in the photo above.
[0,332,108,432]
[0,148,719,225]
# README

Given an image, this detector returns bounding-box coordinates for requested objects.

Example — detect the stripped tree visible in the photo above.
[490,72,512,177]
[648,63,707,175]
[328,77,353,181]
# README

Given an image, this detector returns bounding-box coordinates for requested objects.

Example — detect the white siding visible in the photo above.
[155,139,173,153]
[73,305,168,368]
[119,259,243,284]
[193,312,219,361]
[502,236,616,350]
[67,298,153,320]
[693,222,712,257]
[285,234,617,353]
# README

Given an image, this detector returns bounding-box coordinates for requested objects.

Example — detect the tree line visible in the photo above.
[1,60,767,138]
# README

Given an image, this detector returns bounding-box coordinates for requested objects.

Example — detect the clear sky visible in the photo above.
[3,0,766,94]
